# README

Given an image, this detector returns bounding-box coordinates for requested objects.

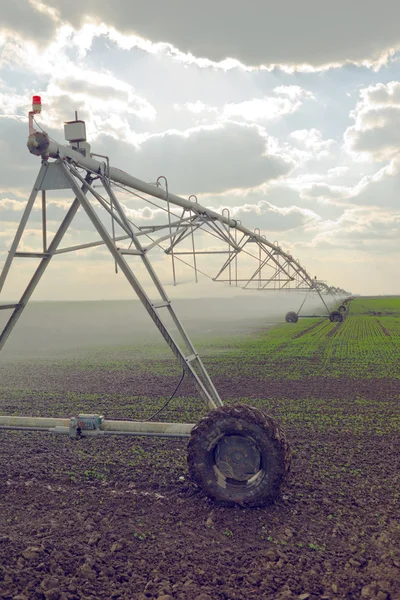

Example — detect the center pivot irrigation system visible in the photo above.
[0,97,350,506]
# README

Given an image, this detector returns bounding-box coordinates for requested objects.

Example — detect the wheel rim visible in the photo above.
[213,434,263,485]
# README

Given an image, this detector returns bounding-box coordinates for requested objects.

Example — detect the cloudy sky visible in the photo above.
[1,0,400,301]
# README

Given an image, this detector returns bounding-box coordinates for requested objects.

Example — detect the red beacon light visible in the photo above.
[28,95,43,136]
[32,95,41,113]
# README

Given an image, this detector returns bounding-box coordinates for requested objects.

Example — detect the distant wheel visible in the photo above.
[339,305,346,312]
[330,310,343,323]
[285,311,298,323]
[187,405,291,507]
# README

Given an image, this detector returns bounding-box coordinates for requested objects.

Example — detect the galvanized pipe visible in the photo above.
[0,415,194,438]
[28,135,314,287]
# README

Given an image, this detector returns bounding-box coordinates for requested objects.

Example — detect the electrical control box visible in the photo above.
[69,414,104,438]
[64,120,87,143]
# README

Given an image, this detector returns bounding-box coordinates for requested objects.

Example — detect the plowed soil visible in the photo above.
[1,361,400,600]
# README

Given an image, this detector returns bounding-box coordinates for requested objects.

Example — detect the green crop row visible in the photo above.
[200,297,400,380]
[349,296,400,316]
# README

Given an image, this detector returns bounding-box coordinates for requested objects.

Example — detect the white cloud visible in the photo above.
[0,93,29,117]
[51,74,156,121]
[0,196,72,217]
[300,183,349,202]
[226,200,320,232]
[345,81,400,160]
[295,206,400,254]
[295,158,400,208]
[223,87,314,121]
[0,119,42,191]
[175,86,314,125]
[177,102,218,116]
[290,128,335,153]
[123,204,164,222]
[38,73,156,143]
[94,122,294,195]
[348,159,400,207]
[0,55,156,162]
[0,198,26,211]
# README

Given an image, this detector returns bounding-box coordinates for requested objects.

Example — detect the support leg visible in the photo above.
[0,164,48,294]
[0,177,91,351]
[62,163,222,410]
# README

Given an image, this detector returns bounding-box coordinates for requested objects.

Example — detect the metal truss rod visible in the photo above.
[174,251,232,255]
[0,304,20,310]
[24,132,349,300]
[147,220,201,253]
[244,252,290,289]
[99,179,222,409]
[65,164,222,410]
[317,289,331,314]
[297,289,312,315]
[217,278,300,283]
[55,235,131,255]
[213,236,249,282]
[241,287,313,292]
[14,252,50,258]
[260,260,295,290]
[37,138,316,286]
[0,163,47,294]
[0,176,91,352]
[165,221,203,253]
[42,190,47,252]
[204,219,242,251]
[165,222,195,253]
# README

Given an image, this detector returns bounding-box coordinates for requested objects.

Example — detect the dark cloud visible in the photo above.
[1,1,57,45]
[46,0,400,68]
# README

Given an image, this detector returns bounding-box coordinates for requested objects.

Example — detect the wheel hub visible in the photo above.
[214,435,261,481]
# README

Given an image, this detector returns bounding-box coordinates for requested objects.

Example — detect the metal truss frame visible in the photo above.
[0,159,223,411]
[0,126,350,437]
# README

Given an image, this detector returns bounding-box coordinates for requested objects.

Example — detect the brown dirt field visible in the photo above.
[1,365,400,600]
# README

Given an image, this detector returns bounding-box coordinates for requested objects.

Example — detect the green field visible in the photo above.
[67,296,398,380]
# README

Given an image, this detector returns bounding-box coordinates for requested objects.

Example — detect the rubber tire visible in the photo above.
[330,310,343,323]
[285,311,299,323]
[187,405,291,507]
[338,305,346,313]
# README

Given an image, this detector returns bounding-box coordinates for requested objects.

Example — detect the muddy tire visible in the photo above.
[285,311,298,323]
[339,305,346,313]
[187,405,291,507]
[330,310,343,323]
